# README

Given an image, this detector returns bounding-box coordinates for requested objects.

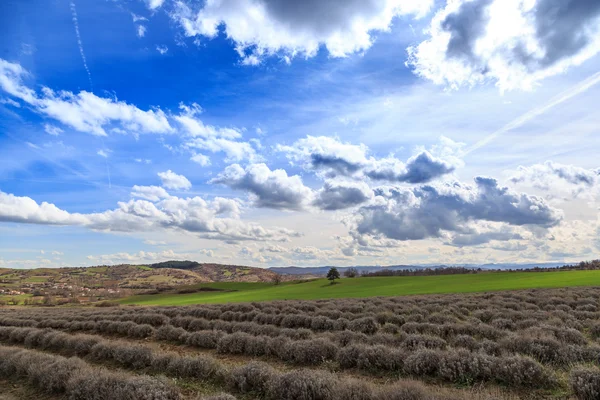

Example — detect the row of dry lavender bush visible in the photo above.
[3,288,600,398]
[0,327,518,400]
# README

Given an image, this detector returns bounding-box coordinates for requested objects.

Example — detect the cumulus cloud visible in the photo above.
[137,25,147,38]
[509,161,600,199]
[131,185,170,202]
[0,59,172,136]
[366,151,456,183]
[172,0,432,64]
[190,153,211,166]
[210,163,314,210]
[313,180,373,210]
[158,170,192,190]
[407,0,600,91]
[278,135,458,183]
[144,0,165,10]
[0,190,299,242]
[349,177,562,241]
[176,103,258,162]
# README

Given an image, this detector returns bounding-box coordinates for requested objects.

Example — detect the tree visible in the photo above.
[272,274,282,285]
[327,267,340,284]
[344,267,359,278]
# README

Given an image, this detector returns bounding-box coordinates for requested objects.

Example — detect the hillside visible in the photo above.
[0,261,279,305]
[120,269,600,306]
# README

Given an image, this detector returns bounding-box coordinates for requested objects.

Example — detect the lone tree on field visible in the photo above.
[344,267,359,278]
[272,274,282,285]
[327,267,340,284]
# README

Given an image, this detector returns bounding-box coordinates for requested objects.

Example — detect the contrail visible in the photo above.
[70,1,93,91]
[464,70,600,156]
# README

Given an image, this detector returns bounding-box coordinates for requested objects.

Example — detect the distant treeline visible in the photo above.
[361,260,600,277]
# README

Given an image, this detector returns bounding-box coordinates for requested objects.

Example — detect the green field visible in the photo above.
[118,270,600,306]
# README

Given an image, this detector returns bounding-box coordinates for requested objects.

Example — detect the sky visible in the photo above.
[0,0,599,269]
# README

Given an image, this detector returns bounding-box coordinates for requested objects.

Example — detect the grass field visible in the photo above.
[119,269,600,306]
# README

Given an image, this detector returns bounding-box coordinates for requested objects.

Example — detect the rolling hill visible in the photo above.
[0,261,280,304]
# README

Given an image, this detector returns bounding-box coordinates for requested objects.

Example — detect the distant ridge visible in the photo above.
[269,262,579,276]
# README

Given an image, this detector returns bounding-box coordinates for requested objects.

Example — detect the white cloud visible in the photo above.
[144,239,167,245]
[131,13,148,23]
[0,97,20,107]
[156,45,169,55]
[131,185,170,202]
[407,0,600,91]
[210,163,314,210]
[0,190,299,242]
[87,249,193,265]
[175,102,258,162]
[190,153,211,166]
[44,124,63,136]
[508,161,600,200]
[97,149,110,158]
[137,25,147,38]
[158,170,192,190]
[185,137,258,162]
[144,0,165,10]
[172,0,433,64]
[0,59,173,136]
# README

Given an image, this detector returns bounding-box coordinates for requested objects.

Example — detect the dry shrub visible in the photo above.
[334,378,375,400]
[452,334,479,351]
[356,345,404,372]
[67,370,180,400]
[186,330,223,349]
[376,380,434,400]
[495,355,555,388]
[348,317,378,334]
[267,369,335,400]
[217,332,251,355]
[402,334,447,350]
[404,349,440,377]
[571,366,600,400]
[228,361,277,396]
[155,325,189,342]
[128,323,155,339]
[201,394,237,400]
[501,334,567,365]
[282,338,338,365]
[438,349,493,385]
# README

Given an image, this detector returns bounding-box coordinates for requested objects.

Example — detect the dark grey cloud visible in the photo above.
[442,0,493,63]
[366,151,456,183]
[310,153,363,177]
[408,0,600,90]
[443,0,600,73]
[279,136,458,184]
[210,163,314,210]
[352,177,562,241]
[313,181,372,211]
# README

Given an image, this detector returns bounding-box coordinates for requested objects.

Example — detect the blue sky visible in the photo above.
[1,0,599,268]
